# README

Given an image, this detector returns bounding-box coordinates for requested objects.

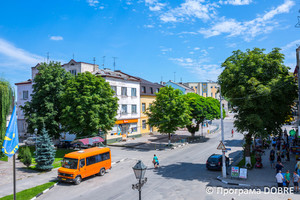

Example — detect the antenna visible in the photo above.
[47,52,49,63]
[93,57,96,65]
[174,72,176,82]
[113,57,118,71]
[102,56,106,69]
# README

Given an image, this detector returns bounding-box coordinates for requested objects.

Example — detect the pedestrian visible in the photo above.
[276,170,284,187]
[277,151,281,163]
[285,170,291,187]
[275,161,284,173]
[281,147,286,162]
[272,138,276,149]
[270,149,275,168]
[231,129,234,137]
[293,171,300,193]
[286,146,290,161]
[276,140,281,151]
[153,154,159,168]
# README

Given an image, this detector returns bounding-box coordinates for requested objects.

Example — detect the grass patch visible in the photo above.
[0,181,57,200]
[0,155,8,162]
[18,146,74,170]
[236,153,256,169]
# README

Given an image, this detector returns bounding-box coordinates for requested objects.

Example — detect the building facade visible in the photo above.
[138,78,164,135]
[165,80,194,94]
[92,69,141,143]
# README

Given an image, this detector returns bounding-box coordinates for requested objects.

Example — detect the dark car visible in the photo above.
[206,154,229,170]
[55,140,74,149]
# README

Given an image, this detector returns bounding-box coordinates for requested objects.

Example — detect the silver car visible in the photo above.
[24,137,37,146]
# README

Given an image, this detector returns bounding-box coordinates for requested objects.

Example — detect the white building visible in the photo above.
[15,60,141,143]
[92,69,141,143]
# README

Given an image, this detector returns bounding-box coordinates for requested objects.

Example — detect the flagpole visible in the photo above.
[13,153,16,200]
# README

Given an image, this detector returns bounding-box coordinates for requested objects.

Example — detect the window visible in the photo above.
[150,87,153,94]
[23,91,28,100]
[149,103,152,108]
[156,88,159,93]
[103,152,110,161]
[86,156,96,166]
[132,105,137,114]
[142,103,146,112]
[80,159,85,168]
[69,70,77,75]
[131,88,137,97]
[142,120,147,129]
[121,87,127,96]
[141,86,146,93]
[86,153,107,166]
[111,86,117,94]
[211,93,213,97]
[122,105,127,114]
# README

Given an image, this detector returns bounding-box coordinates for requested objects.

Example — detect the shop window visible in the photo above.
[142,103,146,112]
[122,105,127,114]
[132,105,137,114]
[131,88,137,97]
[131,125,137,132]
[23,91,28,100]
[121,87,127,96]
[142,120,147,129]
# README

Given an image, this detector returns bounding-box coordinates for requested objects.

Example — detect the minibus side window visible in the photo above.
[87,156,96,166]
[80,159,85,168]
[103,152,110,161]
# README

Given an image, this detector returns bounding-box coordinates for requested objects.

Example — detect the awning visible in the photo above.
[72,137,104,145]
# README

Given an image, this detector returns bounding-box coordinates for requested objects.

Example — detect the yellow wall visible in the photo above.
[140,95,158,134]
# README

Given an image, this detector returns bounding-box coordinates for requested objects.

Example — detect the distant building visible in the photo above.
[164,80,194,94]
[184,81,228,112]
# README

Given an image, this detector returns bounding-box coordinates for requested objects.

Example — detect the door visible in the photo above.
[79,158,87,178]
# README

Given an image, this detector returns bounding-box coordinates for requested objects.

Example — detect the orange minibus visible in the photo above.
[58,147,111,185]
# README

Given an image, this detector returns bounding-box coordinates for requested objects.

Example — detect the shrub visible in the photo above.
[21,146,32,167]
[18,146,25,160]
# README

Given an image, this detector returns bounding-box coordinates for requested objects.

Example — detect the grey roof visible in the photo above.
[92,69,140,82]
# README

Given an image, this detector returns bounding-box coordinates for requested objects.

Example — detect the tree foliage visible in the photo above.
[60,72,118,138]
[185,94,223,137]
[146,86,191,144]
[0,78,13,159]
[35,127,56,171]
[21,146,32,167]
[218,48,297,156]
[21,62,72,138]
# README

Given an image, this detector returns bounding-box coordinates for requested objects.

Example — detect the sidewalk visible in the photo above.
[108,124,219,150]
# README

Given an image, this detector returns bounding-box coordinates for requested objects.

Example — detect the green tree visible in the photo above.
[0,78,13,159]
[206,97,224,120]
[60,72,118,138]
[146,86,191,145]
[185,93,207,137]
[35,127,56,171]
[21,146,32,167]
[218,48,297,165]
[21,62,72,138]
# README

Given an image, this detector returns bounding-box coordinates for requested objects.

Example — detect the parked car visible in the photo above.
[24,137,37,146]
[71,137,105,149]
[55,140,74,149]
[206,154,229,170]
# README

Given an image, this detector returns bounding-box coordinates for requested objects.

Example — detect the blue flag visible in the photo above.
[2,106,19,158]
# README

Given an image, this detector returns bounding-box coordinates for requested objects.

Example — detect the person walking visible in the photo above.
[286,146,290,161]
[231,129,234,137]
[285,170,291,187]
[275,161,284,173]
[153,154,159,168]
[269,149,275,168]
[293,171,300,193]
[276,170,284,187]
[277,151,281,163]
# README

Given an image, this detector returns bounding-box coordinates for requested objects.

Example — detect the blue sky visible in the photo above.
[0,0,299,87]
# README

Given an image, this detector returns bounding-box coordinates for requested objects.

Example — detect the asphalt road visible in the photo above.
[40,120,244,200]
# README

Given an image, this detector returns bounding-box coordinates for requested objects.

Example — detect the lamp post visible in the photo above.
[132,160,147,200]
[34,128,38,157]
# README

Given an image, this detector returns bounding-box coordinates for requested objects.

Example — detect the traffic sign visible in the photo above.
[226,148,231,151]
[217,141,226,150]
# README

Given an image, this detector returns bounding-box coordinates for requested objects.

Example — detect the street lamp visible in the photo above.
[34,128,38,157]
[132,160,147,200]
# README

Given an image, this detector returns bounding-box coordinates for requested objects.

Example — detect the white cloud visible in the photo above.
[144,24,155,28]
[145,0,166,12]
[194,47,200,50]
[0,38,43,65]
[160,0,218,23]
[50,36,63,41]
[221,0,253,5]
[281,39,300,51]
[87,0,99,7]
[199,0,295,41]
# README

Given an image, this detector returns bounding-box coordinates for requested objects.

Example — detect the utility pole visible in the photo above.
[219,86,226,178]
[297,47,300,133]
[113,57,117,71]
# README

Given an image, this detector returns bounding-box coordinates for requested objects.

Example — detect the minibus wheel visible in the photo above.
[99,168,106,176]
[74,176,82,185]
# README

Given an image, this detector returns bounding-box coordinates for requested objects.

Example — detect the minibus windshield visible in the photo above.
[62,158,78,169]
